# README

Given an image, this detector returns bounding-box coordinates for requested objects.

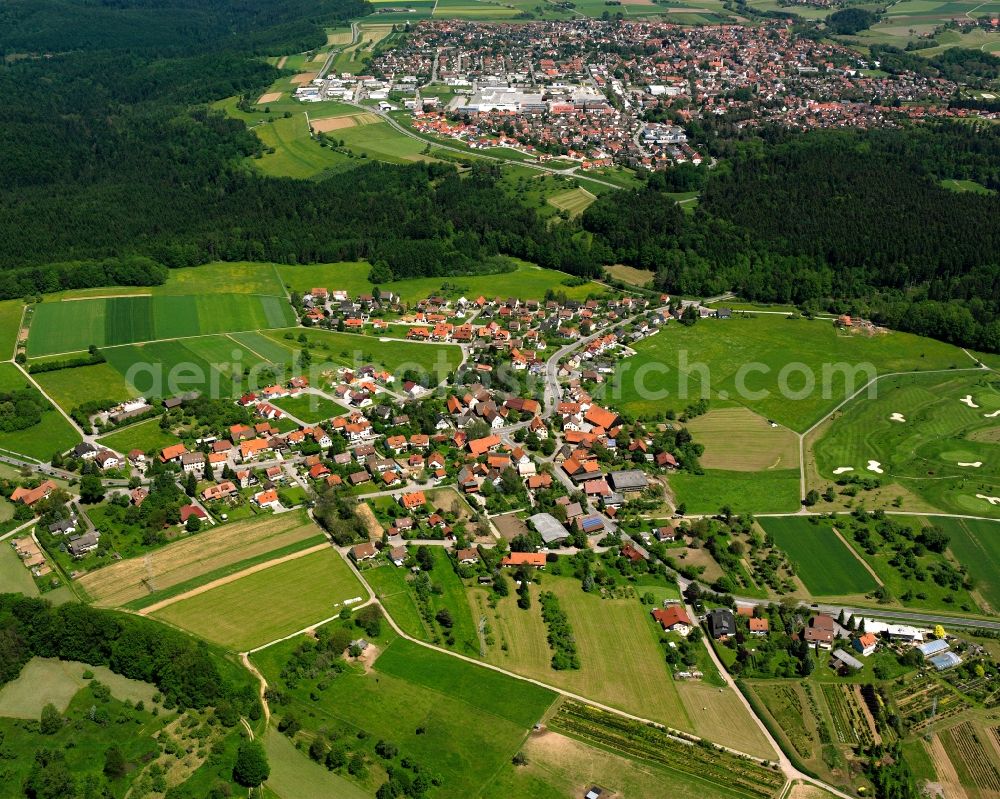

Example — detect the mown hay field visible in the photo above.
[152,547,363,650]
[77,511,323,607]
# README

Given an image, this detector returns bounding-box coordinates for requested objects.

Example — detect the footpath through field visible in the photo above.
[137,542,330,616]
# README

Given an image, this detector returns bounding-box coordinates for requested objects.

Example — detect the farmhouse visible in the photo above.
[95,449,120,469]
[11,480,57,506]
[706,608,736,639]
[67,531,100,558]
[804,614,835,649]
[180,452,205,473]
[501,552,546,569]
[854,632,878,656]
[651,605,692,635]
[351,542,378,562]
[160,444,188,463]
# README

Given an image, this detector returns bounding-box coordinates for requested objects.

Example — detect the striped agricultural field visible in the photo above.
[27,293,295,356]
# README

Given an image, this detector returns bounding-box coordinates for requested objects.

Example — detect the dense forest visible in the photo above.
[0,594,260,716]
[584,124,1000,351]
[0,0,599,285]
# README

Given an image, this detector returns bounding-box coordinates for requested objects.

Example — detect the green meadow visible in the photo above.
[28,293,295,356]
[670,469,801,515]
[758,516,878,596]
[253,632,557,799]
[0,363,79,459]
[252,113,358,179]
[97,417,181,454]
[33,363,137,413]
[614,315,969,431]
[813,371,1000,517]
[932,516,1000,611]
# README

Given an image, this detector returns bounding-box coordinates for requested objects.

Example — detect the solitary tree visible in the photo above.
[103,746,127,779]
[233,740,270,788]
[40,704,63,735]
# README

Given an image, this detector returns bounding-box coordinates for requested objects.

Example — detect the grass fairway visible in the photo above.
[933,516,1000,612]
[813,371,1000,517]
[477,574,693,730]
[153,548,363,650]
[28,293,295,356]
[96,417,180,454]
[0,657,157,718]
[685,407,799,471]
[252,113,357,179]
[254,634,557,799]
[0,364,80,460]
[758,517,878,596]
[670,468,801,514]
[615,316,968,431]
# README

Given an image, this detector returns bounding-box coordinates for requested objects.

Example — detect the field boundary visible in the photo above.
[831,526,883,586]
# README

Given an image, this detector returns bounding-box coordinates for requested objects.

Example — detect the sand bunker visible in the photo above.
[960,395,980,408]
[257,92,282,104]
[833,466,854,475]
[889,412,906,423]
[976,494,1000,506]
[866,460,884,474]
[984,409,1000,418]
[957,462,983,467]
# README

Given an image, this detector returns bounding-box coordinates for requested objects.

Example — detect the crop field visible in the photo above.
[892,672,970,735]
[848,0,1000,48]
[262,327,463,380]
[758,517,878,596]
[254,634,557,799]
[432,0,524,18]
[550,702,785,799]
[77,511,324,607]
[0,364,79,460]
[96,417,180,454]
[813,372,1000,517]
[99,333,293,400]
[746,682,819,760]
[252,113,357,179]
[152,548,363,650]
[547,186,597,217]
[28,293,295,356]
[0,299,24,356]
[0,657,157,718]
[937,721,1000,799]
[933,516,1000,612]
[669,468,801,514]
[615,315,967,431]
[607,263,655,287]
[485,727,747,799]
[685,407,799,471]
